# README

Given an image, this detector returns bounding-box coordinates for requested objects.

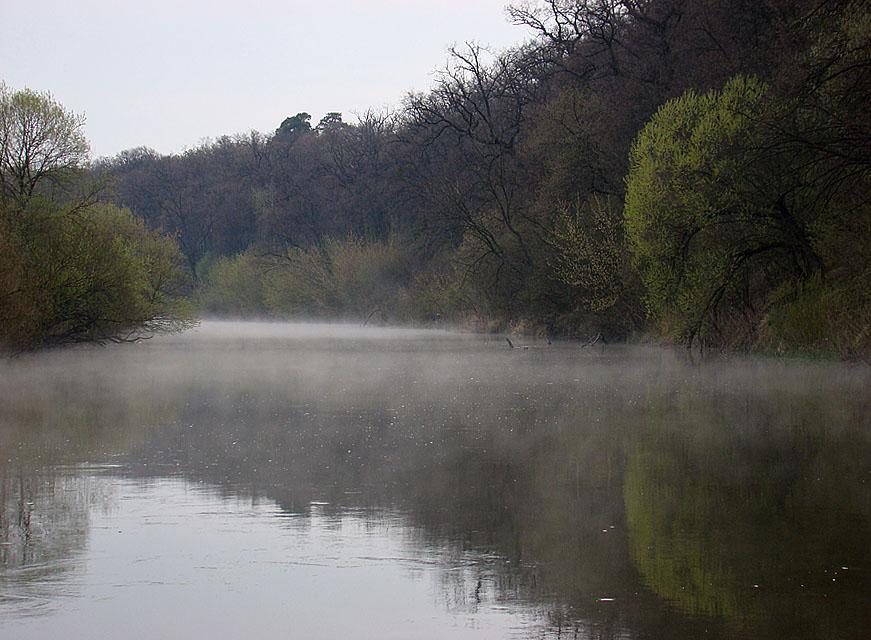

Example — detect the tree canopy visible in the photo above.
[0,83,90,204]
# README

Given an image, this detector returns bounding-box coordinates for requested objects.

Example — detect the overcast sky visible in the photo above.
[1,0,527,159]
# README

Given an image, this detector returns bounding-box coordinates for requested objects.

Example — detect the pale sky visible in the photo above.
[1,0,528,158]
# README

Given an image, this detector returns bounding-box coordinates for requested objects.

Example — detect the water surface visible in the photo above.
[1,321,869,638]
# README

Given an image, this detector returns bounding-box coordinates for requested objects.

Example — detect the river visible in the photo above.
[0,321,868,639]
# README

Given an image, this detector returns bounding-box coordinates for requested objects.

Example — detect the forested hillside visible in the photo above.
[87,0,871,356]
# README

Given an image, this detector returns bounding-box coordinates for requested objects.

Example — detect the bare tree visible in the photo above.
[403,43,546,273]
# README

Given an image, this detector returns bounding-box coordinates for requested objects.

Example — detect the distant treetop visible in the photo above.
[276,112,312,138]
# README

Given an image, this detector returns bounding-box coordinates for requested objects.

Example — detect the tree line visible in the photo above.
[3,0,869,356]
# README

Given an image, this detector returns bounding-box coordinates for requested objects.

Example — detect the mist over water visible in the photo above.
[1,321,869,639]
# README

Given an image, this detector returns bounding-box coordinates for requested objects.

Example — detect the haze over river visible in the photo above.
[1,321,868,639]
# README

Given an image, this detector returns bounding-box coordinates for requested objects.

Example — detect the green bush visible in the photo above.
[0,201,194,351]
[763,275,870,358]
[200,236,415,322]
[199,252,267,316]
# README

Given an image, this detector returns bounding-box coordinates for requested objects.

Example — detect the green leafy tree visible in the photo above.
[275,112,312,138]
[0,84,194,352]
[316,112,344,132]
[0,83,89,204]
[625,76,824,348]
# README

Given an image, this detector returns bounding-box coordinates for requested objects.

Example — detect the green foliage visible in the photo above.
[763,274,870,358]
[625,54,870,355]
[0,84,194,352]
[276,112,312,137]
[316,112,344,132]
[405,262,474,324]
[0,83,89,202]
[549,195,637,313]
[0,201,194,351]
[625,76,770,340]
[198,252,267,316]
[261,245,338,316]
[201,236,414,322]
[322,235,412,318]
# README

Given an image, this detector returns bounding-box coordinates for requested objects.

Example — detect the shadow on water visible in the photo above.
[0,321,869,638]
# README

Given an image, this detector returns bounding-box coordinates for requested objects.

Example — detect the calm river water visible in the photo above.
[0,321,868,639]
